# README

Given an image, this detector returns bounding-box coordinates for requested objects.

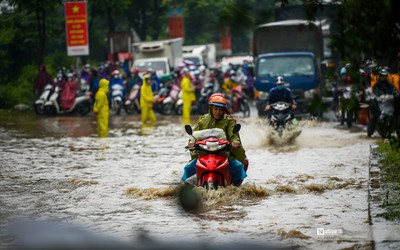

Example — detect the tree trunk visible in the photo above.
[36,0,46,65]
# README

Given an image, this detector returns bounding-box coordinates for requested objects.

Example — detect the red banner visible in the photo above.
[168,8,184,39]
[219,26,232,55]
[65,1,89,56]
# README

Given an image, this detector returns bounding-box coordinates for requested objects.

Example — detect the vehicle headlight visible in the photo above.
[275,104,288,111]
[258,91,269,101]
[199,142,226,151]
[304,89,317,99]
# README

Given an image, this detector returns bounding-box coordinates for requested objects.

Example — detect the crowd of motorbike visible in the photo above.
[34,72,92,116]
[34,62,254,119]
[331,61,400,139]
[33,58,400,142]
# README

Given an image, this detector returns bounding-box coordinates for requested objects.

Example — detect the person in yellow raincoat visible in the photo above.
[222,70,239,93]
[93,79,110,138]
[389,67,400,92]
[140,73,156,126]
[181,68,196,125]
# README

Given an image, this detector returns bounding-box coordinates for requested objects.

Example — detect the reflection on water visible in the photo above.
[0,110,392,249]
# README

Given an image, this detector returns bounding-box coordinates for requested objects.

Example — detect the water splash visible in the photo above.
[125,186,179,200]
[278,229,311,239]
[70,178,98,187]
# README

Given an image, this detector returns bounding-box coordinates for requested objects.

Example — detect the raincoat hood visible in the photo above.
[99,78,110,94]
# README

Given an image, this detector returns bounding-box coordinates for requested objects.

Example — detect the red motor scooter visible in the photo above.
[229,85,250,117]
[184,124,241,190]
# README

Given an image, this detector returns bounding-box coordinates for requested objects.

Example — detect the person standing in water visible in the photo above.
[93,79,110,138]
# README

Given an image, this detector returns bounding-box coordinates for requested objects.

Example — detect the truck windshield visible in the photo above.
[134,61,167,73]
[257,56,314,77]
[183,57,201,65]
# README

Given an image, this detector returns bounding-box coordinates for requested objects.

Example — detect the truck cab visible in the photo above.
[131,38,183,77]
[182,44,216,67]
[132,58,170,77]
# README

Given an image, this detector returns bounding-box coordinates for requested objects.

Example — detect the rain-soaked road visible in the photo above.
[0,107,388,249]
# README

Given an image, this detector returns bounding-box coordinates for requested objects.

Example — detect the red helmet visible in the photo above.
[209,95,227,108]
[111,70,120,75]
[132,68,139,73]
[209,93,223,102]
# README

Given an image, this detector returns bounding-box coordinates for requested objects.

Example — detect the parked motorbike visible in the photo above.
[268,102,294,137]
[124,84,141,115]
[184,124,241,190]
[43,86,91,116]
[365,87,397,139]
[155,82,181,115]
[34,84,53,115]
[110,84,125,115]
[228,85,250,117]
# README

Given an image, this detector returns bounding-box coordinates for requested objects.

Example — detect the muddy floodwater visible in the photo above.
[0,109,394,249]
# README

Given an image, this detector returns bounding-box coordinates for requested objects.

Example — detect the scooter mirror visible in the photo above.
[184,125,193,135]
[233,124,241,134]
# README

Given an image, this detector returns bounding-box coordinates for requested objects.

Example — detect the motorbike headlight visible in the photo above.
[304,89,317,99]
[199,142,225,151]
[258,91,269,101]
[274,104,289,111]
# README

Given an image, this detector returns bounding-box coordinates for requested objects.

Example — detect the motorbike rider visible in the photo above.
[125,68,143,106]
[60,73,77,110]
[181,95,247,187]
[208,93,249,171]
[192,69,204,100]
[53,72,67,106]
[109,70,126,97]
[128,68,143,92]
[388,66,400,92]
[81,64,91,85]
[208,67,224,93]
[264,76,297,117]
[93,79,110,138]
[367,68,399,137]
[222,70,239,93]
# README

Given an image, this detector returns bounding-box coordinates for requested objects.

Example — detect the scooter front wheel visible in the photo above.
[34,104,45,115]
[377,117,393,139]
[203,181,219,190]
[77,100,91,116]
[124,103,138,115]
[239,100,250,117]
[176,104,183,115]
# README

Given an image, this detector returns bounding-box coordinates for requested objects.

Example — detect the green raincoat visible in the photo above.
[192,111,246,165]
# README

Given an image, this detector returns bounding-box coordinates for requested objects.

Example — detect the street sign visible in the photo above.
[65,1,89,56]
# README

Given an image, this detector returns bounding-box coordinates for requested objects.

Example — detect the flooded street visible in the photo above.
[0,109,385,249]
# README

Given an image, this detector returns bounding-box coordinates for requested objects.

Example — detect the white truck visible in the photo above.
[183,44,216,68]
[131,38,183,76]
